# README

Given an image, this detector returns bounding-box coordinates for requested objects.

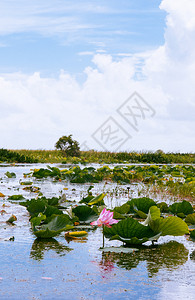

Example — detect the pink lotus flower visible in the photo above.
[90,208,118,228]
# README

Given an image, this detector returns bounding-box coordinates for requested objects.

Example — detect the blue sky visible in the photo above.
[0,0,194,152]
[0,0,166,76]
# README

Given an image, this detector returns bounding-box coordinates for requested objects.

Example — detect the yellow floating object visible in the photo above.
[0,192,5,197]
[65,231,88,238]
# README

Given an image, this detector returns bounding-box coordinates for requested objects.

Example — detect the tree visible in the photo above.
[55,135,80,157]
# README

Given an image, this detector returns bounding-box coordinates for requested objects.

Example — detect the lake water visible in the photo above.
[0,164,195,300]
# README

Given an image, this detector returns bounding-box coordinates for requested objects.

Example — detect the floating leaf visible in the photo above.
[128,197,157,214]
[190,230,195,239]
[113,211,126,220]
[27,199,46,217]
[157,202,169,213]
[114,203,130,215]
[149,216,189,236]
[31,213,46,226]
[169,200,193,216]
[185,213,195,225]
[87,193,105,206]
[6,215,17,223]
[5,171,16,178]
[143,206,161,226]
[0,192,5,197]
[135,210,147,219]
[72,205,98,223]
[104,217,157,245]
[33,215,74,238]
[20,181,33,185]
[8,195,25,200]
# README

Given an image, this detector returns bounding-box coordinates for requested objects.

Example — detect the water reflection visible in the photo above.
[190,250,195,261]
[101,241,188,277]
[30,238,72,261]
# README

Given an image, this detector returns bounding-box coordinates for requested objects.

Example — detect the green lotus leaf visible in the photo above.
[27,199,46,217]
[190,230,195,239]
[32,168,53,178]
[114,203,130,214]
[47,197,59,206]
[72,205,98,223]
[113,211,126,220]
[157,202,169,213]
[8,194,26,200]
[31,213,46,226]
[20,181,33,185]
[169,200,193,216]
[135,210,147,219]
[128,197,157,214]
[149,216,189,236]
[87,193,105,206]
[44,205,63,217]
[185,213,195,225]
[5,171,16,178]
[143,206,161,226]
[33,215,74,238]
[104,217,157,245]
[79,195,94,204]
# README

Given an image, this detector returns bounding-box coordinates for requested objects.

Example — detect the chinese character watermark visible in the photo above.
[83,91,155,151]
[117,92,155,132]
[91,116,131,151]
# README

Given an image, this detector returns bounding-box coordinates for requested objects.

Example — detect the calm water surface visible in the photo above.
[0,164,194,300]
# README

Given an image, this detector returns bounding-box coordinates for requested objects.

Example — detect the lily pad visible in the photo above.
[190,230,195,239]
[185,213,195,225]
[8,195,26,201]
[87,193,105,206]
[149,216,189,236]
[33,215,74,238]
[169,200,194,217]
[104,217,157,245]
[128,197,157,214]
[72,205,98,223]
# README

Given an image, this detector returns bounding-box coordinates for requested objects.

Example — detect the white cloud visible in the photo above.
[0,0,194,151]
[0,1,104,36]
[78,51,94,56]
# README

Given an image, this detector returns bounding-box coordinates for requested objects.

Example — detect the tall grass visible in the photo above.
[10,149,195,164]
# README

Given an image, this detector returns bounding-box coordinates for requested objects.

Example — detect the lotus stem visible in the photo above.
[102,224,105,248]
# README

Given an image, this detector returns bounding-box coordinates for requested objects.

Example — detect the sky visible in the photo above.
[0,0,194,152]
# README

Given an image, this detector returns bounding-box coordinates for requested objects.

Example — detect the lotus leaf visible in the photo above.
[143,206,161,226]
[169,200,193,216]
[104,217,158,245]
[8,195,26,200]
[113,211,126,220]
[72,205,98,223]
[185,213,195,225]
[157,202,169,213]
[190,230,195,239]
[31,213,46,226]
[128,197,157,214]
[33,215,74,238]
[149,216,189,236]
[87,193,105,206]
[114,203,130,215]
[5,171,16,178]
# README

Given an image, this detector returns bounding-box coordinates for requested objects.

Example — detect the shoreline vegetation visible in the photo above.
[1,148,194,164]
[0,148,194,201]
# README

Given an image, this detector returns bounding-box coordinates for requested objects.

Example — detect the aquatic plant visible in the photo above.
[91,208,119,247]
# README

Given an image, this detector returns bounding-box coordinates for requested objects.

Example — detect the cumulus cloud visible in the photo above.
[0,0,194,151]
